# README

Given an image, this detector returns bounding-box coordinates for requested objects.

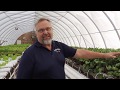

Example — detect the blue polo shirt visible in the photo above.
[17,40,77,79]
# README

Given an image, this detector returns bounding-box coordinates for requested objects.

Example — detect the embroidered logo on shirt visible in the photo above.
[54,48,61,52]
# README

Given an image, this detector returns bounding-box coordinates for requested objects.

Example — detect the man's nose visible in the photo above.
[43,30,48,34]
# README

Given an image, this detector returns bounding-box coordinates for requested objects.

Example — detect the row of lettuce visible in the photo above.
[0,44,30,68]
[67,47,120,79]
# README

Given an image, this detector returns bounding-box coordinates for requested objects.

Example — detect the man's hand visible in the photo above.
[105,52,120,59]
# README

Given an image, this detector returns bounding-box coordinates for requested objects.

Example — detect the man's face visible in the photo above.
[35,20,53,45]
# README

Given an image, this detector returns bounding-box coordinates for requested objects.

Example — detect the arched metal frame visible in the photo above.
[0,11,120,49]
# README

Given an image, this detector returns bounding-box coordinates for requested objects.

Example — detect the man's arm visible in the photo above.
[73,49,120,59]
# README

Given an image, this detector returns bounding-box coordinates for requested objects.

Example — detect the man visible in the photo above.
[16,18,120,79]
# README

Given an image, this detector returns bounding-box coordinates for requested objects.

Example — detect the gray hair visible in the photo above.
[34,18,51,31]
[35,18,51,26]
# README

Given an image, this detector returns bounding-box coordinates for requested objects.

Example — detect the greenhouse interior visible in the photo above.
[0,11,120,79]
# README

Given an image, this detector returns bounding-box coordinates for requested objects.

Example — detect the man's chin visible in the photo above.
[43,39,52,45]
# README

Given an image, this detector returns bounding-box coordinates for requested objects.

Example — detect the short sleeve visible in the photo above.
[16,47,35,79]
[59,42,77,58]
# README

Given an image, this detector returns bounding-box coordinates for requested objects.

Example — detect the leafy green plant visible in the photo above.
[67,47,120,79]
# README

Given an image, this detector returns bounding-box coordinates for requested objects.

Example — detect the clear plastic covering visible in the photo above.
[0,11,120,49]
